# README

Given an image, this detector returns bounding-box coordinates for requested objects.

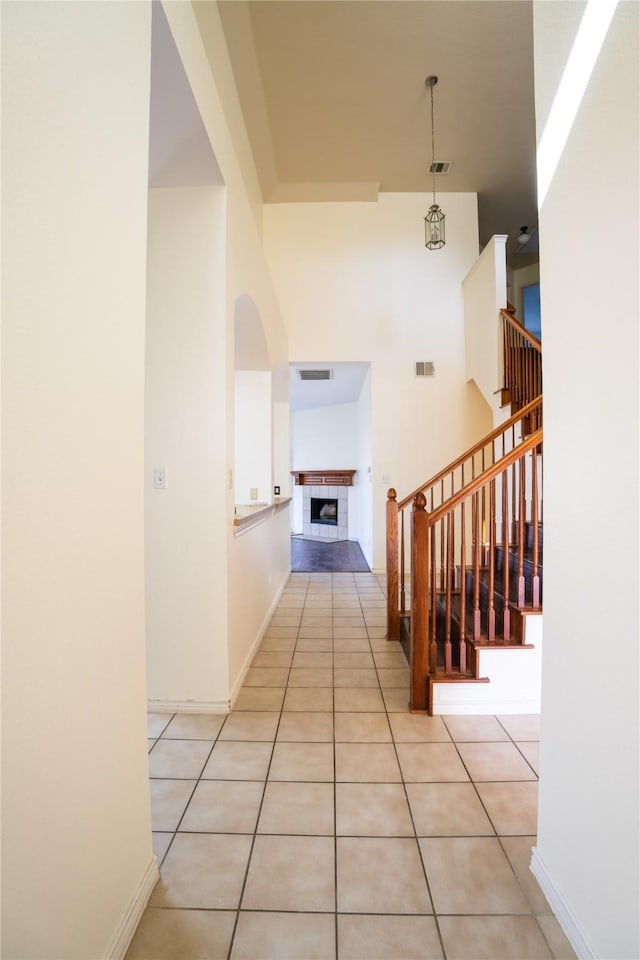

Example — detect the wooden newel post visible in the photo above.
[410,492,429,713]
[386,488,399,641]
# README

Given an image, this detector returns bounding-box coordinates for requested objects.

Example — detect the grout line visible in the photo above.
[226,574,309,960]
[144,567,549,958]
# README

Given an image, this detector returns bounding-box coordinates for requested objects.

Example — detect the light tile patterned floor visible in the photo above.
[128,572,576,960]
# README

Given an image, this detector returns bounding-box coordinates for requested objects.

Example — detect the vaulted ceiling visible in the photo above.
[214,0,540,265]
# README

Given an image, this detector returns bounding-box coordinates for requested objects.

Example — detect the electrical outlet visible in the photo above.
[274,485,281,496]
[250,488,258,501]
[153,468,168,490]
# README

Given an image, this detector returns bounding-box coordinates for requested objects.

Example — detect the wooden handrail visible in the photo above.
[397,396,542,510]
[388,303,543,713]
[405,426,543,711]
[426,429,543,527]
[500,309,542,352]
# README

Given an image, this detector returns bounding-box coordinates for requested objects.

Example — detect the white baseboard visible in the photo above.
[229,568,291,709]
[530,846,596,959]
[147,698,230,714]
[432,696,541,715]
[104,855,159,959]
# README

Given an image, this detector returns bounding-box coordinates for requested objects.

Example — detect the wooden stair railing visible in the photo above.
[403,427,543,713]
[500,308,542,423]
[386,395,542,642]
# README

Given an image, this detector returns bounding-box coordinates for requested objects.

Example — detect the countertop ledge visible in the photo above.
[233,497,291,535]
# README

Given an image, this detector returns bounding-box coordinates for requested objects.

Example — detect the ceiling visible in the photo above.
[216,0,540,263]
[289,362,370,412]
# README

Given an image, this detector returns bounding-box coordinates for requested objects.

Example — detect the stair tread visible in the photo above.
[429,669,489,683]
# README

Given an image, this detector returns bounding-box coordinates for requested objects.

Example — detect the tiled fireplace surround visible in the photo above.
[303,485,348,540]
[292,470,356,541]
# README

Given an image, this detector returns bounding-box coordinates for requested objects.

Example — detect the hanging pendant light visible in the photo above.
[424,75,446,250]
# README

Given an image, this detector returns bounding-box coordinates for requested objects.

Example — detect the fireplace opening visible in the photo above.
[310,497,338,526]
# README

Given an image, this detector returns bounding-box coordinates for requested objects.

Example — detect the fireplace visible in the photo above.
[292,470,355,541]
[310,497,338,526]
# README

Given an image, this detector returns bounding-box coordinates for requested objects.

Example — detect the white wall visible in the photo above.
[162,2,292,704]
[234,371,272,504]
[1,3,154,957]
[354,367,374,566]
[273,398,291,497]
[532,4,639,958]
[264,193,490,570]
[228,505,292,701]
[463,235,509,423]
[145,186,230,708]
[292,401,360,469]
[291,399,371,547]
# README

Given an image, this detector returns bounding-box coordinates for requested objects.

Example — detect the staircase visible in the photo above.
[386,309,542,715]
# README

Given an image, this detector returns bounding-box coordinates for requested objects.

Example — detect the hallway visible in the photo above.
[130,572,574,959]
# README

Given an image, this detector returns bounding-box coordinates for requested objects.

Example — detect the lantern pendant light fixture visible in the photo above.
[424,75,446,250]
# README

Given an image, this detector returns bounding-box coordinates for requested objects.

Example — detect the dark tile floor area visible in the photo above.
[291,536,370,573]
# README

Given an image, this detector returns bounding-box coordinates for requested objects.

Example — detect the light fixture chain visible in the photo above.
[424,74,445,250]
[430,81,436,204]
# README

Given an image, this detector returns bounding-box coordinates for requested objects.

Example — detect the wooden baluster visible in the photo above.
[410,493,428,712]
[517,456,526,607]
[531,451,541,608]
[517,329,522,402]
[487,479,496,641]
[511,449,518,543]
[445,511,453,672]
[502,467,511,640]
[439,479,445,592]
[518,331,524,406]
[503,317,510,395]
[400,510,406,615]
[459,498,467,673]
[473,490,482,639]
[538,353,542,402]
[481,448,487,564]
[386,489,400,640]
[510,327,516,404]
[430,522,438,676]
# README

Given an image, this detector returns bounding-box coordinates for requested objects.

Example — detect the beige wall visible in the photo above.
[228,506,292,702]
[463,235,509,423]
[145,186,230,708]
[160,2,291,706]
[264,193,492,570]
[532,3,639,957]
[1,2,154,956]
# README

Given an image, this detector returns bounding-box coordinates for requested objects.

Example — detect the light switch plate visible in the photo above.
[153,468,167,490]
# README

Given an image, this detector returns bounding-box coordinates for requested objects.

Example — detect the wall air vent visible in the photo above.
[415,361,435,378]
[296,369,334,381]
[428,161,453,175]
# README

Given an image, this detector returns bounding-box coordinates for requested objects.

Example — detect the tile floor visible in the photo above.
[291,537,371,573]
[128,572,576,960]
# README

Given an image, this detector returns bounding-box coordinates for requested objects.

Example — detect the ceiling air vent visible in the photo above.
[296,368,334,381]
[428,161,453,175]
[415,361,435,378]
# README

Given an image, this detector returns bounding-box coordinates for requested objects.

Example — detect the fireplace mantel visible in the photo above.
[291,469,356,486]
